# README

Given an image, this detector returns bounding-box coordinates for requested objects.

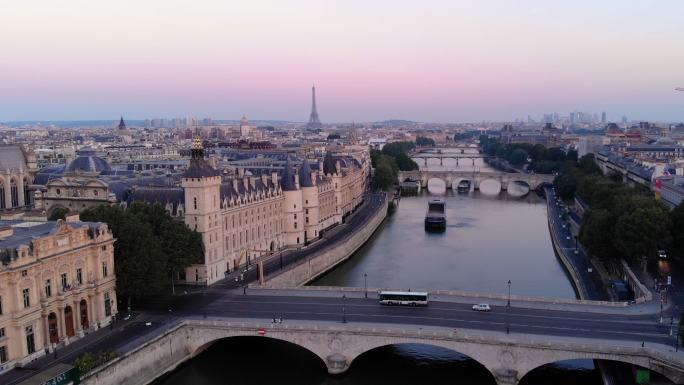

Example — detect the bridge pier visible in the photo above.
[440,157,443,166]
[424,158,428,167]
[326,353,349,374]
[494,368,518,385]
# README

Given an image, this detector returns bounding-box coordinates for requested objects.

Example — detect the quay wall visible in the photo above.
[262,195,388,287]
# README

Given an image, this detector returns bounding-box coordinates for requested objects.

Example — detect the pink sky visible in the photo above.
[1,0,683,122]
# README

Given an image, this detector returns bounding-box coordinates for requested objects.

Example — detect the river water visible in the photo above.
[152,149,612,385]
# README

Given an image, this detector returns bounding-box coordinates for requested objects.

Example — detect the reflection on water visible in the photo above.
[313,190,576,299]
[153,338,602,385]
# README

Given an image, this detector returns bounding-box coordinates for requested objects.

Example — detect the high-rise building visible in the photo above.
[601,111,606,124]
[307,85,323,129]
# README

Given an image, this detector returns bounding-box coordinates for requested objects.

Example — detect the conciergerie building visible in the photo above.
[130,132,369,286]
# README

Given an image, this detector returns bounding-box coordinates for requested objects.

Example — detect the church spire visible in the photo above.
[118,116,126,130]
[191,127,204,160]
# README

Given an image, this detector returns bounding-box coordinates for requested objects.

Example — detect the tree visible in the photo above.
[48,207,69,221]
[326,134,341,140]
[554,173,578,201]
[670,203,684,258]
[373,161,396,190]
[579,208,615,261]
[394,153,419,171]
[613,206,671,262]
[509,148,528,166]
[578,154,601,175]
[415,136,436,146]
[607,170,624,183]
[80,203,203,306]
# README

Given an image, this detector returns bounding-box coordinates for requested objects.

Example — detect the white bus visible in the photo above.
[378,291,429,306]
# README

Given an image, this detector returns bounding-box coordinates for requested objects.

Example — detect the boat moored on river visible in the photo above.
[424,199,446,231]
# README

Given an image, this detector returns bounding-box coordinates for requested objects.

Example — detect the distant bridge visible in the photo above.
[398,170,554,193]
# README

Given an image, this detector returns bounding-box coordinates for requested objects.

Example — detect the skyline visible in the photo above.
[1,0,683,122]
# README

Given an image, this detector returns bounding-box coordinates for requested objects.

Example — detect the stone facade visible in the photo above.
[0,145,38,210]
[35,177,116,217]
[178,133,369,286]
[0,219,116,372]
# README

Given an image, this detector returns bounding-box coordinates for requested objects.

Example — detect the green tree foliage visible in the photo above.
[80,202,203,304]
[326,134,341,140]
[509,148,528,165]
[373,154,398,190]
[48,207,69,221]
[670,203,684,258]
[607,170,624,183]
[554,173,578,201]
[613,205,671,262]
[579,209,614,261]
[415,136,436,146]
[74,350,117,375]
[578,154,601,175]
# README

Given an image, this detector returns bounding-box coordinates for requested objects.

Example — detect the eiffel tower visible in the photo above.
[307,85,323,129]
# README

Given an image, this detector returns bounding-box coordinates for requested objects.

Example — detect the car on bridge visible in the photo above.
[472,303,491,312]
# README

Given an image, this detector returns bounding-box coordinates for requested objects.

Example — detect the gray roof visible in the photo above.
[183,159,220,179]
[65,151,112,173]
[0,146,28,171]
[0,220,103,265]
[298,159,314,187]
[281,156,297,191]
[322,151,336,175]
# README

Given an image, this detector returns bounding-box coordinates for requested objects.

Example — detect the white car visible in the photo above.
[658,250,668,259]
[472,303,491,312]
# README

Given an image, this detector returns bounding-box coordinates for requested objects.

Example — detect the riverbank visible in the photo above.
[259,193,388,287]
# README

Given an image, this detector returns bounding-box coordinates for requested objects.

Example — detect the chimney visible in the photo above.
[335,161,341,174]
[261,174,268,186]
[238,168,245,178]
[271,171,278,186]
[249,176,256,189]
[232,178,239,192]
[294,169,300,189]
[243,177,249,191]
[311,171,317,186]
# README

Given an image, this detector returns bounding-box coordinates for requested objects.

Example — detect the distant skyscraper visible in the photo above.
[307,85,322,129]
[601,111,606,124]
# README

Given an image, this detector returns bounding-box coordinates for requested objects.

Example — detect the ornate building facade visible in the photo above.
[0,146,38,210]
[0,219,116,371]
[170,133,368,286]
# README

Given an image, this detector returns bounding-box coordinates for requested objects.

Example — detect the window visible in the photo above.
[104,292,112,317]
[0,296,3,315]
[294,222,297,229]
[294,213,297,220]
[61,273,68,290]
[0,346,7,364]
[306,209,309,214]
[25,326,35,355]
[306,217,309,224]
[56,188,61,195]
[102,245,106,251]
[0,327,4,337]
[93,189,98,196]
[193,197,197,210]
[45,279,52,298]
[306,200,308,204]
[21,270,27,277]
[22,288,30,308]
[76,268,83,285]
[102,262,108,277]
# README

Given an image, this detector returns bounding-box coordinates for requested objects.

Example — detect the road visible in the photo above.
[189,293,676,347]
[545,186,608,300]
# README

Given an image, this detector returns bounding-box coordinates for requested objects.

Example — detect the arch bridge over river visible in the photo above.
[398,170,554,195]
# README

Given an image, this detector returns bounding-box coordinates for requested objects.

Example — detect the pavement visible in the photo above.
[545,186,609,301]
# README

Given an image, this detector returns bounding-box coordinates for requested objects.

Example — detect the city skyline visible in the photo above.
[1,0,683,122]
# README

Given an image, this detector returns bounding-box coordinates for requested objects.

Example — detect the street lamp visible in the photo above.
[506,280,511,335]
[342,294,347,323]
[507,280,511,308]
[364,273,368,299]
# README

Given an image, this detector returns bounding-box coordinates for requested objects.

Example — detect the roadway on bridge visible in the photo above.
[192,294,675,347]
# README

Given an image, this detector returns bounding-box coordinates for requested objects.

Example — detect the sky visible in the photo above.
[1,0,683,123]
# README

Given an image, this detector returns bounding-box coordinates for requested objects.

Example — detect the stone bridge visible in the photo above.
[399,170,554,193]
[82,319,684,385]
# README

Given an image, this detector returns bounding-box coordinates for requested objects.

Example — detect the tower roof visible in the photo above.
[183,128,220,179]
[281,156,297,191]
[299,158,314,187]
[323,151,337,175]
[118,116,126,130]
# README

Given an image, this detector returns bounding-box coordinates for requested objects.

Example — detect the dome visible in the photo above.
[65,150,112,174]
[655,136,675,146]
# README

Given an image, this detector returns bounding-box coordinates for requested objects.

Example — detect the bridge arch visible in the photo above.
[427,178,447,194]
[347,342,497,384]
[506,180,531,197]
[479,178,502,195]
[515,351,682,384]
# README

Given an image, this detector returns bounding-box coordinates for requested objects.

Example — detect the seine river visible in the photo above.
[154,152,609,385]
